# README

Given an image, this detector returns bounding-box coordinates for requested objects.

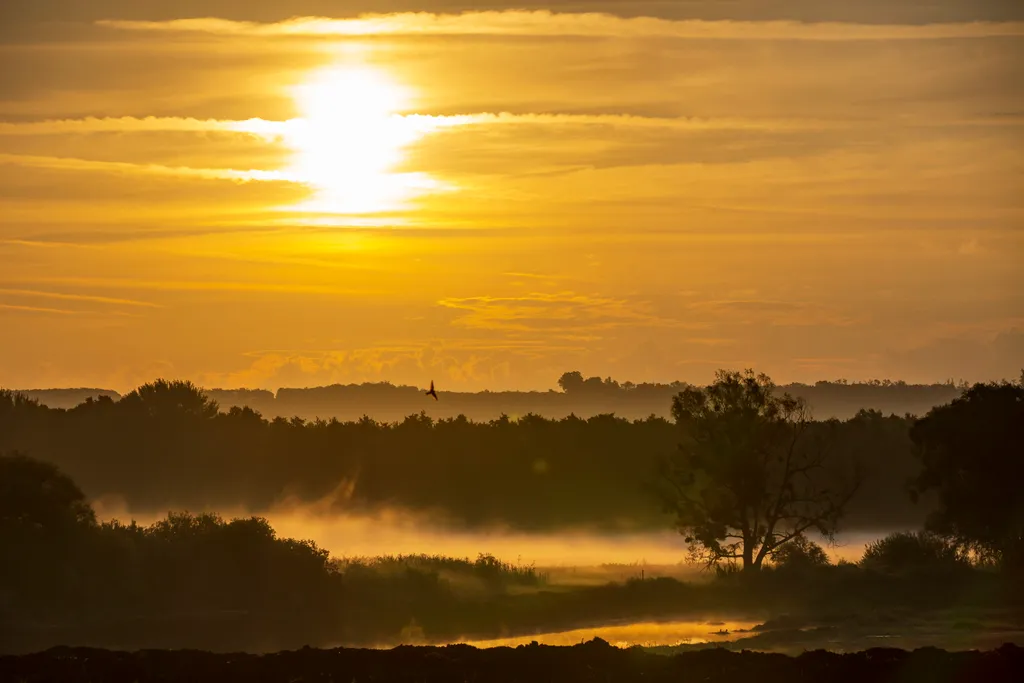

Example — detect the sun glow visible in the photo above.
[286,65,445,215]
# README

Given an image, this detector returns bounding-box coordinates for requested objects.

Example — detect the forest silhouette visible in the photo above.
[1,378,942,532]
[1,453,1020,654]
[1,374,1021,654]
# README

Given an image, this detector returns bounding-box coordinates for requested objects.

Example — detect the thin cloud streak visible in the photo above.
[438,292,692,333]
[0,153,295,182]
[10,276,376,297]
[4,114,1017,139]
[98,12,1024,41]
[0,303,78,315]
[0,117,292,137]
[0,288,160,308]
[0,114,839,136]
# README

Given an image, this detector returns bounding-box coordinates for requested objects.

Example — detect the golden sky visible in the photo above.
[1,1,1022,391]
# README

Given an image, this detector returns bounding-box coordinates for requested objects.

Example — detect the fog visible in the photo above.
[92,496,880,569]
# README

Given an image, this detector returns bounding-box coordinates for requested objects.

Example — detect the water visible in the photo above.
[459,619,760,649]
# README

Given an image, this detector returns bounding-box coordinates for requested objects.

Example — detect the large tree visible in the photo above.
[0,453,97,612]
[910,381,1024,569]
[658,370,860,571]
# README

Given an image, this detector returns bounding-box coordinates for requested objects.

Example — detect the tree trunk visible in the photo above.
[742,540,755,572]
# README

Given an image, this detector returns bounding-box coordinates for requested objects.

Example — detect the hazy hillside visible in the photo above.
[15,389,122,409]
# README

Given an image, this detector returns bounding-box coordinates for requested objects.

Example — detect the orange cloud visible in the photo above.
[0,288,160,308]
[0,153,295,182]
[99,12,1024,41]
[438,292,691,334]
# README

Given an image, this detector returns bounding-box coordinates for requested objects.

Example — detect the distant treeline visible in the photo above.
[15,374,966,421]
[1,381,928,531]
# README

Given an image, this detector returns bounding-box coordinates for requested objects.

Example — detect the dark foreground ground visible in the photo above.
[2,640,1022,683]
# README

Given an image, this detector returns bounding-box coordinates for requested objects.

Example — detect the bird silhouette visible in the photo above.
[425,380,438,401]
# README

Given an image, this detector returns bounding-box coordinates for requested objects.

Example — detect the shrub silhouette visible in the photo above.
[861,531,967,575]
[769,535,831,572]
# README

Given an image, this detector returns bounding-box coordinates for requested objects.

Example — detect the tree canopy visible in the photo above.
[910,381,1024,569]
[658,370,861,571]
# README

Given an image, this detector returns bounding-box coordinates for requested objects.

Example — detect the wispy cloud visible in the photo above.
[0,153,294,182]
[438,291,686,334]
[98,12,1024,41]
[11,275,371,297]
[0,288,160,308]
[3,114,1014,143]
[0,116,291,137]
[503,272,570,283]
[0,113,845,136]
[0,303,77,315]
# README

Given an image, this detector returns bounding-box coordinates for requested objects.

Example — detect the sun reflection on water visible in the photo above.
[454,619,759,649]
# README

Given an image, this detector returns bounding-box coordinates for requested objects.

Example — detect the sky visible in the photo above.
[1,1,1022,392]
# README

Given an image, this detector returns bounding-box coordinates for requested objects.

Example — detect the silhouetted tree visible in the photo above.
[557,371,585,393]
[910,382,1024,569]
[658,370,861,572]
[119,379,219,420]
[0,453,96,533]
[0,453,97,613]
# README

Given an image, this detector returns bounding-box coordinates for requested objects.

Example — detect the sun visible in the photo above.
[285,65,441,215]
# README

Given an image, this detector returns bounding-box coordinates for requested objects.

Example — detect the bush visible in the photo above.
[861,531,967,575]
[770,536,831,572]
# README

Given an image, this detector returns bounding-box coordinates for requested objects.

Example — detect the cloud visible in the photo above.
[8,275,371,297]
[7,111,1008,142]
[0,224,289,247]
[682,300,860,327]
[0,117,291,137]
[0,152,295,182]
[1,4,1020,392]
[0,113,860,137]
[0,303,78,315]
[0,288,160,308]
[5,0,1022,32]
[97,12,1024,41]
[437,292,686,334]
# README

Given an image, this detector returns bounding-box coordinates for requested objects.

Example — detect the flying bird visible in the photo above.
[425,380,438,401]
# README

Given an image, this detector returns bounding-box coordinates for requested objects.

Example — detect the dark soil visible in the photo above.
[1,639,1022,683]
